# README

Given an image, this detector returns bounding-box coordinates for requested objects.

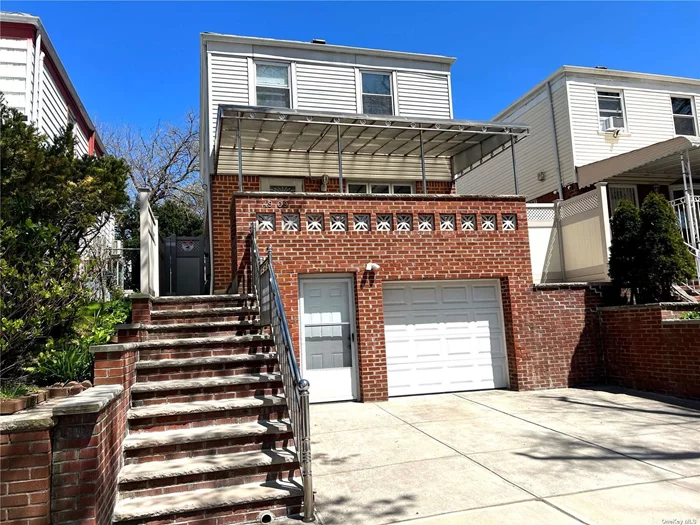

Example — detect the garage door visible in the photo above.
[383,280,508,397]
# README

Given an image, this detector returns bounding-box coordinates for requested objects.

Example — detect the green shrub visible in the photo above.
[638,193,696,303]
[26,346,92,385]
[0,383,31,398]
[680,311,700,320]
[609,200,642,302]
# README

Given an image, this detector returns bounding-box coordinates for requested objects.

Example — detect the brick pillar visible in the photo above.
[0,428,52,523]
[130,294,152,324]
[92,346,137,390]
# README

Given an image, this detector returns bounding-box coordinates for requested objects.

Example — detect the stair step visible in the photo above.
[127,395,287,420]
[123,420,292,451]
[141,320,262,332]
[118,448,297,484]
[112,480,303,522]
[134,334,271,350]
[136,354,276,370]
[153,294,256,305]
[131,374,281,393]
[151,307,259,319]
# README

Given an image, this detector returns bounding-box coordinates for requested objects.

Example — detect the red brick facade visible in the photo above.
[211,175,454,294]
[0,387,127,525]
[601,305,700,399]
[230,193,531,401]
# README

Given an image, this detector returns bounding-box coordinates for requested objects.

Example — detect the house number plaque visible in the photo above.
[262,200,289,209]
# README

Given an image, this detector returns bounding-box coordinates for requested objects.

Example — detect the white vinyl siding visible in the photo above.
[208,53,249,144]
[296,63,357,112]
[40,62,69,145]
[456,78,573,200]
[396,71,451,119]
[73,123,89,156]
[0,38,30,116]
[567,79,696,167]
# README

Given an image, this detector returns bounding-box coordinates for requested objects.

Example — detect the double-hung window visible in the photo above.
[256,62,291,108]
[361,72,393,116]
[347,182,413,194]
[671,97,697,136]
[597,91,626,131]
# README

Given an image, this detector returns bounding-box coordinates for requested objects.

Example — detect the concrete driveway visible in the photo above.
[309,387,700,525]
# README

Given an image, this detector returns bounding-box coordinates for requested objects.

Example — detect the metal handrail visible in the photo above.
[671,195,700,280]
[249,224,314,522]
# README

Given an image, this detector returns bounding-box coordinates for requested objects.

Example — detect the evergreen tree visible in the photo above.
[608,199,642,303]
[638,192,696,302]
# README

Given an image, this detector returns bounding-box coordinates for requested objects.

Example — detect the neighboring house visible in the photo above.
[456,66,700,282]
[200,32,535,404]
[0,11,104,156]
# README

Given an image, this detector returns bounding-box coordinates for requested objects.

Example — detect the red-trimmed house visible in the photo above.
[0,11,103,156]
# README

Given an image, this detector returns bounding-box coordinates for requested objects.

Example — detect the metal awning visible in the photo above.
[214,105,529,192]
[578,136,700,187]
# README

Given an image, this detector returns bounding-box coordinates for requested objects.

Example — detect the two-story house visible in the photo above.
[457,66,700,282]
[0,11,104,156]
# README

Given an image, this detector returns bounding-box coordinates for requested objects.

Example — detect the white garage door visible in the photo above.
[383,280,508,397]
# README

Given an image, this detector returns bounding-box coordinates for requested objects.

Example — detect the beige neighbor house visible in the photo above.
[456,66,700,284]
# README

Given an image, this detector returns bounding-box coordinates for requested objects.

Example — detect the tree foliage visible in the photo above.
[608,192,696,303]
[0,101,130,379]
[638,192,696,302]
[608,199,642,301]
[99,110,202,211]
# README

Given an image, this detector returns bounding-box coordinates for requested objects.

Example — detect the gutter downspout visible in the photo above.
[31,32,41,123]
[546,81,565,200]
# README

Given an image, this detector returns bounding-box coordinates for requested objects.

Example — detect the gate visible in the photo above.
[163,236,208,295]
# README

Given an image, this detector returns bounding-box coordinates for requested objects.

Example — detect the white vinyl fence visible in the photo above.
[527,183,612,284]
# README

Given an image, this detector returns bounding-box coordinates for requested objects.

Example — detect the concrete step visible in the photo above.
[150,306,259,325]
[151,294,256,312]
[117,448,299,497]
[136,334,274,362]
[124,420,293,451]
[135,353,278,381]
[130,374,283,407]
[127,395,288,432]
[123,420,294,464]
[112,480,303,523]
[141,320,264,340]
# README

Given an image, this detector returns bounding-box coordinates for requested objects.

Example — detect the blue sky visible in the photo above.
[5,1,700,129]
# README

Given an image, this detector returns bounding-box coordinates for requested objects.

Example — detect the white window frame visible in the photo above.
[253,60,293,109]
[596,90,627,133]
[346,181,415,194]
[670,95,697,137]
[359,70,395,116]
[260,177,304,192]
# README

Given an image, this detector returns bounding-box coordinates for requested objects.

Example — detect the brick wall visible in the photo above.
[211,175,455,293]
[524,284,604,390]
[232,193,531,401]
[601,305,700,399]
[0,386,127,525]
[0,430,52,524]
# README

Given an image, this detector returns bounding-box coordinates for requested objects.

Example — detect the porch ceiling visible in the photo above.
[578,136,700,186]
[214,105,529,177]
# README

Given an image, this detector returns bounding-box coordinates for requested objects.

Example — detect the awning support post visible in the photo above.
[511,137,519,195]
[336,124,344,193]
[419,129,427,195]
[236,117,243,192]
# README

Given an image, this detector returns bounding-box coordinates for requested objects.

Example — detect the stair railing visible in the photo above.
[671,195,700,281]
[249,224,314,522]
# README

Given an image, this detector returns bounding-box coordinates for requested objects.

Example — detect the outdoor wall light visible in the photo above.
[365,262,380,272]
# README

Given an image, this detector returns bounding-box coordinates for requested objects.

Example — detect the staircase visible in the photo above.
[112,294,304,524]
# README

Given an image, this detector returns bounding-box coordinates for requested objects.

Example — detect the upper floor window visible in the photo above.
[597,91,626,131]
[348,182,412,194]
[256,63,290,108]
[671,97,697,136]
[361,72,393,116]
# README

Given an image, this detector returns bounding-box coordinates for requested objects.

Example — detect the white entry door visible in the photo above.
[383,280,508,397]
[299,278,357,403]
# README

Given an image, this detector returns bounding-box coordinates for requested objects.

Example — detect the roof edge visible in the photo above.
[200,32,457,65]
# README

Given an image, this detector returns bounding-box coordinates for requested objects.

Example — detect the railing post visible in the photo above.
[138,188,153,296]
[595,182,612,263]
[298,379,314,522]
